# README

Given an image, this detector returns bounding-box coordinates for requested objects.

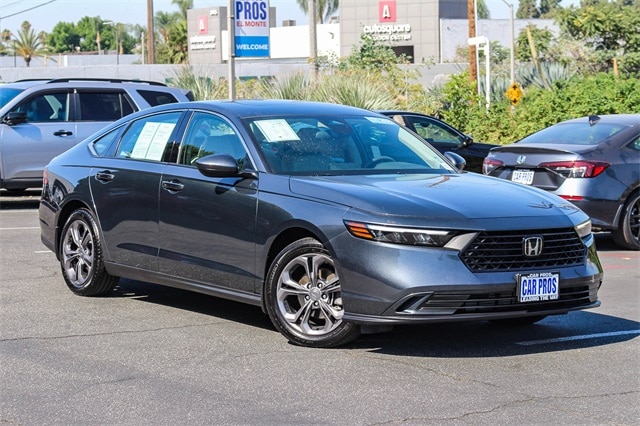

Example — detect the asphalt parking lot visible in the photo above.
[1,190,639,425]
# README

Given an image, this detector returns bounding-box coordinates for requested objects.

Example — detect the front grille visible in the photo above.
[460,228,586,272]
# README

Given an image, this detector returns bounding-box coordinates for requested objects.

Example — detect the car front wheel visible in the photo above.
[265,238,360,348]
[612,191,640,251]
[59,208,118,296]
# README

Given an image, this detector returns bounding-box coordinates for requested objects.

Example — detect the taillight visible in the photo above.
[539,161,610,178]
[482,158,503,175]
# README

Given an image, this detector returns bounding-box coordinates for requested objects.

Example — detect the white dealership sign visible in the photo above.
[234,0,270,57]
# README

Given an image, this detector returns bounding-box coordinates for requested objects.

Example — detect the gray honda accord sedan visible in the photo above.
[39,100,603,347]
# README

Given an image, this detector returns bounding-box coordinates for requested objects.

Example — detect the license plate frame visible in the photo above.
[511,169,534,185]
[516,272,560,302]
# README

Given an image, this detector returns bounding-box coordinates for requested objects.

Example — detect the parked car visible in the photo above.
[377,110,499,172]
[483,114,640,250]
[39,100,603,348]
[0,78,194,192]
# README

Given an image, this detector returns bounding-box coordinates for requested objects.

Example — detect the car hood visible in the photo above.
[289,173,584,230]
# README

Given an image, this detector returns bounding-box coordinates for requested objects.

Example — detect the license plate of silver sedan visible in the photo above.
[38,100,604,348]
[511,169,534,185]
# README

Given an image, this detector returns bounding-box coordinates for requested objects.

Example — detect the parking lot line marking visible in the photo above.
[0,227,40,230]
[516,330,640,346]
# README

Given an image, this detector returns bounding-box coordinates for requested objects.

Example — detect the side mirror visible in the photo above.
[195,154,257,179]
[461,135,474,147]
[444,151,466,171]
[2,111,27,126]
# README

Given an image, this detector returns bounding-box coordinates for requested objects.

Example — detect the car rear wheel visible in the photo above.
[59,208,118,296]
[612,191,640,250]
[265,238,360,348]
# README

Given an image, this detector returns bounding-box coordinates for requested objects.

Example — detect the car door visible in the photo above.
[0,90,75,185]
[158,111,258,294]
[89,110,184,271]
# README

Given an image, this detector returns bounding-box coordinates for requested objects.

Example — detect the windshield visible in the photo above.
[521,122,629,146]
[245,114,456,175]
[0,87,24,109]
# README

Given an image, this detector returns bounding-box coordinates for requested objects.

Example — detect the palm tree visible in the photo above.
[295,0,339,24]
[1,29,12,55]
[10,21,49,67]
[172,0,194,19]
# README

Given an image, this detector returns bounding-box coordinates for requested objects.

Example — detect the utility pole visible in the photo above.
[228,0,236,100]
[308,0,318,81]
[468,0,477,84]
[147,0,154,64]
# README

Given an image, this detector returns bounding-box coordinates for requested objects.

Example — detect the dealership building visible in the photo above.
[186,0,556,67]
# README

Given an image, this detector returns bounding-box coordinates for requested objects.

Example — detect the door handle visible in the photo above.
[95,171,115,182]
[162,180,184,192]
[53,130,73,137]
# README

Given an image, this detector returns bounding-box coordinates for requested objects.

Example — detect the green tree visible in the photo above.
[517,0,539,18]
[47,22,81,53]
[0,29,11,56]
[172,0,193,19]
[477,0,491,19]
[9,21,49,67]
[516,25,554,62]
[295,0,339,23]
[556,0,640,74]
[155,11,181,44]
[154,1,191,64]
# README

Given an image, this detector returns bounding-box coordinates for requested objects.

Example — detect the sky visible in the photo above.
[0,0,576,34]
[0,0,309,32]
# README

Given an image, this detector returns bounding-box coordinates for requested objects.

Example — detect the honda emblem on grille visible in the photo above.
[523,236,544,257]
[516,155,526,165]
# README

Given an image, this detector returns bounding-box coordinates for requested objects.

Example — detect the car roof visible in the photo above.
[177,99,383,118]
[3,78,172,90]
[560,114,640,126]
[1,80,51,90]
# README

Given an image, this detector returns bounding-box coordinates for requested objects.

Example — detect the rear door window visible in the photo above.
[78,91,135,121]
[116,112,183,162]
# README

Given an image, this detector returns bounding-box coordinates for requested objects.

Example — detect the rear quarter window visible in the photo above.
[137,90,179,106]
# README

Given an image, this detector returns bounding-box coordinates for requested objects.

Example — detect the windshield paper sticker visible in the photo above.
[254,119,300,142]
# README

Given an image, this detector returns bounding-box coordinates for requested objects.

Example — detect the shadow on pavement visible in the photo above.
[111,278,638,357]
[0,189,41,210]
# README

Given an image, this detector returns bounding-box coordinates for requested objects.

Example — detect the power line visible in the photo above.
[0,0,58,19]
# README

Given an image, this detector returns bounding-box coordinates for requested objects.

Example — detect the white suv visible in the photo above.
[0,78,193,191]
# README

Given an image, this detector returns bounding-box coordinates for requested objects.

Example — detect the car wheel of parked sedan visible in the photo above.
[265,238,360,348]
[60,208,119,296]
[612,191,640,251]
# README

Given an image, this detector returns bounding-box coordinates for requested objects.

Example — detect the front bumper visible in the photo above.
[334,232,603,325]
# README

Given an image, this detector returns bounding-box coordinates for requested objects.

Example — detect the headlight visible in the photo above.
[345,221,457,247]
[575,219,592,239]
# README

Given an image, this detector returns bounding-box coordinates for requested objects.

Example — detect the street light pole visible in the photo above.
[502,0,515,85]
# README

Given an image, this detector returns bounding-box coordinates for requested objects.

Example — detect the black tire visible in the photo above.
[612,191,640,251]
[59,208,118,296]
[265,238,360,348]
[490,315,547,326]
